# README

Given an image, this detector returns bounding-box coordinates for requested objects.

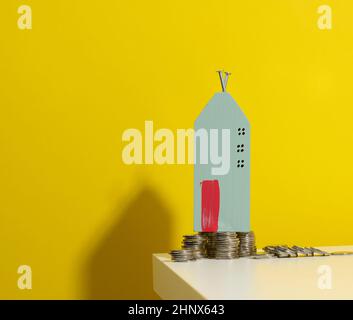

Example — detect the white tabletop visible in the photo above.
[153,246,353,299]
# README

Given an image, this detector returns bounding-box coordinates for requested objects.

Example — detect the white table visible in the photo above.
[153,246,353,299]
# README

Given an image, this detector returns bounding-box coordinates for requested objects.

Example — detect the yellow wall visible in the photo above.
[1,0,353,299]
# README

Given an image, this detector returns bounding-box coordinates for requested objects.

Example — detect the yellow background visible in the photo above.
[1,0,352,299]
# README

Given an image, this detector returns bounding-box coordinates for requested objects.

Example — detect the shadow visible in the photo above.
[86,186,172,299]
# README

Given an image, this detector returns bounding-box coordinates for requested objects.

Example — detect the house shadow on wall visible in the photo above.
[86,186,172,299]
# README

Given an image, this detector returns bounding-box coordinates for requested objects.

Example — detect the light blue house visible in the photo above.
[194,71,250,232]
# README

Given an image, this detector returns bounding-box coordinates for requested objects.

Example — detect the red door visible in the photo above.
[201,180,220,232]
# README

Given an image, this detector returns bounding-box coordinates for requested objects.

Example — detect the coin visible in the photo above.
[250,252,275,259]
[169,249,195,262]
[330,251,353,256]
[181,234,207,259]
[205,232,240,259]
[237,231,256,257]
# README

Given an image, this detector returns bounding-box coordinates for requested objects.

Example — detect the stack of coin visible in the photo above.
[237,231,256,257]
[169,249,195,262]
[182,234,207,259]
[206,232,240,259]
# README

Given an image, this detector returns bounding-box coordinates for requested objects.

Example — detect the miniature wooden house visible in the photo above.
[194,71,250,232]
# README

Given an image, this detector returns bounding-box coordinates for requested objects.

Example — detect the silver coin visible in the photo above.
[180,234,207,260]
[236,231,256,257]
[204,232,241,259]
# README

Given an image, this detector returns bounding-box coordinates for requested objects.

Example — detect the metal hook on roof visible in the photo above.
[217,70,231,92]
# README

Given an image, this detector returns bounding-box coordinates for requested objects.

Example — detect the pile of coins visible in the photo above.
[237,231,256,257]
[182,234,207,259]
[263,245,330,258]
[169,249,195,262]
[170,231,257,262]
[170,236,353,262]
[206,232,240,259]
